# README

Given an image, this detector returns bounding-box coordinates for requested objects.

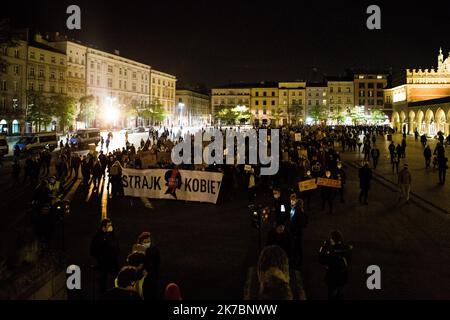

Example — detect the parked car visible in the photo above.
[134,126,146,133]
[15,133,58,153]
[70,129,101,148]
[120,128,132,134]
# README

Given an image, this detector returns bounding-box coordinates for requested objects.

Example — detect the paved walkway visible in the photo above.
[341,133,450,214]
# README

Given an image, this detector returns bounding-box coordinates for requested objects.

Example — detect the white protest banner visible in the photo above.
[122,168,223,204]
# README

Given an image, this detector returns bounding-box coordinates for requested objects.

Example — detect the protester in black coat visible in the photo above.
[388,142,395,162]
[358,163,372,205]
[81,156,91,186]
[370,146,380,169]
[267,223,293,262]
[288,193,308,269]
[134,232,161,300]
[319,230,353,300]
[438,156,448,185]
[336,162,346,203]
[92,160,103,190]
[424,145,432,169]
[90,219,120,294]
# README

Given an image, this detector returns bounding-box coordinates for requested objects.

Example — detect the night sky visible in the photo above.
[2,0,450,88]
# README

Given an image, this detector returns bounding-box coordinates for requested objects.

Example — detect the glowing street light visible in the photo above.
[235,105,248,113]
[103,97,119,128]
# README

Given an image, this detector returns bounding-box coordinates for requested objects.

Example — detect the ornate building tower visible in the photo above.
[438,48,444,71]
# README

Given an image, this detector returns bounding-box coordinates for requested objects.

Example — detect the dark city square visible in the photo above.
[1,0,450,313]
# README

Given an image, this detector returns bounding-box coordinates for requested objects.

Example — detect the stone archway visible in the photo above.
[408,110,416,135]
[425,109,435,137]
[416,110,424,135]
[435,108,446,135]
[391,112,400,132]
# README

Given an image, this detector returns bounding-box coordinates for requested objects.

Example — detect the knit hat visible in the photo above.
[165,283,182,300]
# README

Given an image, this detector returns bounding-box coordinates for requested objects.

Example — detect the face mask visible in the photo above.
[337,164,342,169]
[142,242,151,249]
[306,171,311,176]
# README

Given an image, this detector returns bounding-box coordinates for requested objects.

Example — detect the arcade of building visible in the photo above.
[392,97,450,137]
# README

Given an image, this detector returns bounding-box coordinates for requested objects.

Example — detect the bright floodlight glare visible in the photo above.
[105,106,120,122]
[235,105,248,112]
[103,97,120,122]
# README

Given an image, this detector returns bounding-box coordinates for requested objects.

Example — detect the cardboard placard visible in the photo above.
[299,179,318,192]
[290,132,296,141]
[316,177,342,189]
[157,152,172,163]
[140,151,157,167]
[244,165,252,172]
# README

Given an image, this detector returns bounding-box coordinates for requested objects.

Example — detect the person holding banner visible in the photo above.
[336,162,346,203]
[110,161,123,198]
[299,170,315,210]
[320,170,337,215]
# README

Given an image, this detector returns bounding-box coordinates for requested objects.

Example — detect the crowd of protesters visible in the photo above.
[5,121,450,300]
[90,218,181,300]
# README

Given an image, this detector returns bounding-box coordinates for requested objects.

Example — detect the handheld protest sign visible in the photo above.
[316,177,342,189]
[299,179,318,192]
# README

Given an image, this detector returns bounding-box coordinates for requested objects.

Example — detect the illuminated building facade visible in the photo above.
[175,89,211,127]
[389,49,450,135]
